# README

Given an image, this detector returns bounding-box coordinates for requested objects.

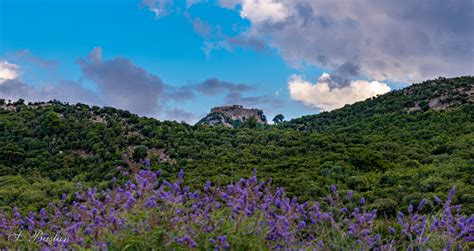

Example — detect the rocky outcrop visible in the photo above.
[196,105,267,127]
[404,79,473,113]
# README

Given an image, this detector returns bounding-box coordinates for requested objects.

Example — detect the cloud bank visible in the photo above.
[1,49,168,118]
[288,73,391,111]
[221,0,474,83]
[1,48,282,123]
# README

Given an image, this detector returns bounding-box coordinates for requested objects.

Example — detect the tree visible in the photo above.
[14,99,25,105]
[242,117,258,128]
[272,114,285,124]
[133,145,148,162]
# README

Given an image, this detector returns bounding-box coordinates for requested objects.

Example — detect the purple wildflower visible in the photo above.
[389,227,396,235]
[330,184,337,195]
[145,159,150,167]
[408,204,414,214]
[418,198,427,210]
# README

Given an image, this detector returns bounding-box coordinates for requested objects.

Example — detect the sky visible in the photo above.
[0,0,473,123]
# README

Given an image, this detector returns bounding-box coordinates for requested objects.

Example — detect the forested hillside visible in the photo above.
[0,76,473,217]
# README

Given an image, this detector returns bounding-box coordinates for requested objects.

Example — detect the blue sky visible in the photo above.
[1,0,472,123]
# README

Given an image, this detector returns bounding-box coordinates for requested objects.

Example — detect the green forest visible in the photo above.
[0,76,473,218]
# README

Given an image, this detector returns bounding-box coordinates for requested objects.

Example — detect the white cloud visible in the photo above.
[240,0,289,23]
[288,73,391,111]
[0,61,19,84]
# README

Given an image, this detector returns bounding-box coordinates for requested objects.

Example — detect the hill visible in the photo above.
[281,76,473,131]
[0,76,472,217]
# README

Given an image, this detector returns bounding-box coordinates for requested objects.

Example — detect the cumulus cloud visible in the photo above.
[328,61,362,88]
[0,61,19,83]
[77,47,164,116]
[288,73,391,111]
[222,0,474,83]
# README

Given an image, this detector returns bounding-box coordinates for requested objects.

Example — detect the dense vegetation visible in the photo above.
[1,169,472,249]
[0,76,472,220]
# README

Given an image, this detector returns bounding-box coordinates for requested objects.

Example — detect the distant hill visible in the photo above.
[196,105,267,127]
[0,76,472,216]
